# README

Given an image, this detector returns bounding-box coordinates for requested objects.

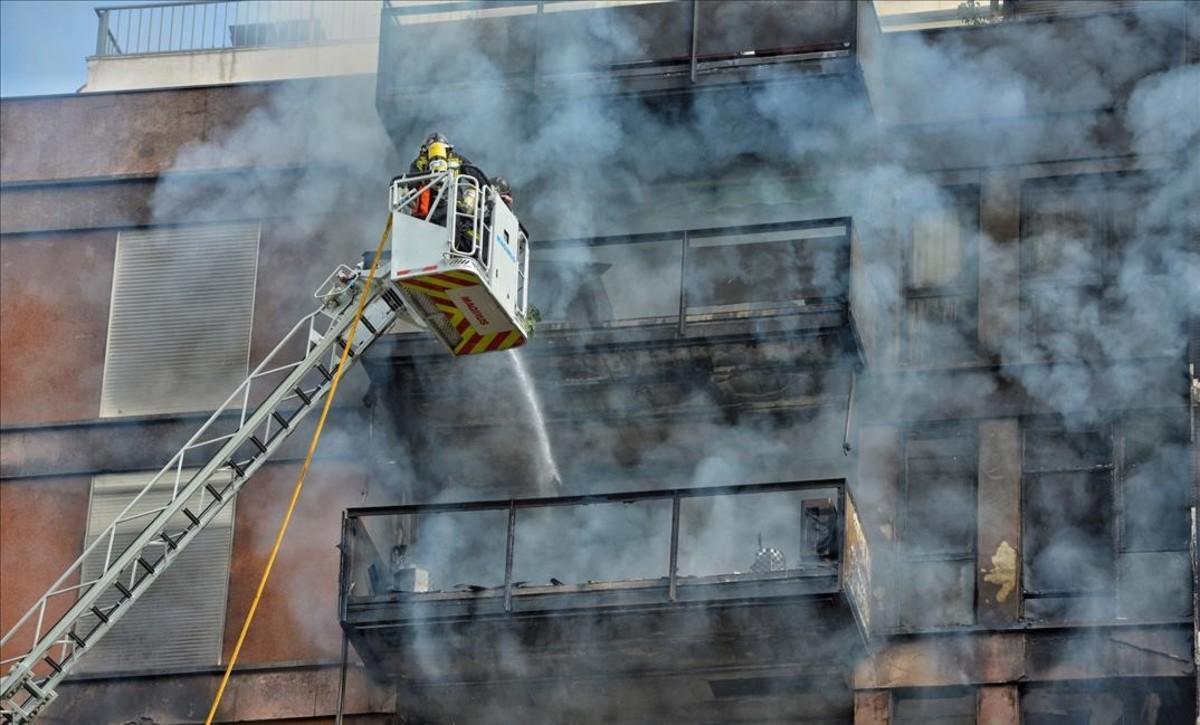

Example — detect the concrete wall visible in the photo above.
[82,42,378,94]
[0,231,114,426]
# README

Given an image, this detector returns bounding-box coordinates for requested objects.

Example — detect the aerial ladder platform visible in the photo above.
[0,166,533,723]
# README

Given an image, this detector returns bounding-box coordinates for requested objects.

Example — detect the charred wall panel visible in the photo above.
[0,231,114,425]
[977,419,1021,625]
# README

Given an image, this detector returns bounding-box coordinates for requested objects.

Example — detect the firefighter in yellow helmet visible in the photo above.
[408,133,490,255]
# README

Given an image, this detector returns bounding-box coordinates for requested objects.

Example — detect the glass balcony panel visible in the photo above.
[696,1,856,58]
[535,1,692,75]
[676,487,840,580]
[512,499,672,588]
[685,225,848,312]
[531,238,682,326]
[386,509,509,594]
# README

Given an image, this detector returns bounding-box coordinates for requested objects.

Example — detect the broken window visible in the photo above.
[904,186,979,364]
[898,425,977,627]
[1021,412,1189,622]
[1020,174,1172,358]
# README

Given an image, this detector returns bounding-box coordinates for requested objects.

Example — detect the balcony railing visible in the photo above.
[340,480,847,624]
[377,0,857,101]
[93,0,381,58]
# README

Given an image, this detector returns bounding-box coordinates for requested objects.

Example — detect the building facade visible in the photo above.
[1,1,1197,723]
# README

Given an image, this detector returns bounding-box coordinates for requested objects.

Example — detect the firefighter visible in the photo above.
[492,176,514,210]
[408,132,451,220]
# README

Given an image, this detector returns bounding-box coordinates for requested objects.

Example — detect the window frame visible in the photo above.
[78,470,235,675]
[1019,410,1190,622]
[901,184,981,365]
[1018,172,1161,355]
[897,422,979,627]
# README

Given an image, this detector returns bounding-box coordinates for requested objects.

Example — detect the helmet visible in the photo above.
[493,176,514,206]
[425,132,451,172]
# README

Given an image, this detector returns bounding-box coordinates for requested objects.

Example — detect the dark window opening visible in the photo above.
[898,425,977,627]
[893,686,976,725]
[1021,412,1189,623]
[1022,678,1195,725]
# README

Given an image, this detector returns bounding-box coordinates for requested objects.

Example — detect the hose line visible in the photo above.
[205,215,393,724]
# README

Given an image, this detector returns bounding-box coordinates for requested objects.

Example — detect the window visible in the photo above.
[1021,413,1189,622]
[78,471,234,673]
[898,426,977,627]
[530,220,850,328]
[904,186,978,364]
[894,686,976,725]
[101,223,260,417]
[1020,174,1170,358]
[1022,679,1195,725]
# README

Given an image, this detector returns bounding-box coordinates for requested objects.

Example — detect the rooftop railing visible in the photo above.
[93,0,381,58]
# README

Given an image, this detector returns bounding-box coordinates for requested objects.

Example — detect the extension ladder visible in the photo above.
[0,267,411,724]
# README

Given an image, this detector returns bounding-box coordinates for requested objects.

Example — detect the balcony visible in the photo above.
[360,217,867,493]
[375,0,861,148]
[858,0,1190,135]
[339,479,871,686]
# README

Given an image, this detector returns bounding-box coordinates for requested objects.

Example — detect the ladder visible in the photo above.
[0,266,413,724]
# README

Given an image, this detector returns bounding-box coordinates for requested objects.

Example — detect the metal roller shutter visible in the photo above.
[100,223,260,417]
[77,471,234,674]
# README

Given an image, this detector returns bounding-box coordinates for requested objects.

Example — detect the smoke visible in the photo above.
[77,0,1199,720]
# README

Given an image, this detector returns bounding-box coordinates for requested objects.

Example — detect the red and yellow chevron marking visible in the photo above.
[399,268,527,356]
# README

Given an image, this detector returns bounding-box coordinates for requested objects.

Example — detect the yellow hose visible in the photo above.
[205,215,393,724]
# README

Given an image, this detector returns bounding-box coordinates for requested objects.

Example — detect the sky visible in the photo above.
[0,0,167,97]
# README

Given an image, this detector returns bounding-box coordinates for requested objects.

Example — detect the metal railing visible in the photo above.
[94,0,382,58]
[341,480,846,619]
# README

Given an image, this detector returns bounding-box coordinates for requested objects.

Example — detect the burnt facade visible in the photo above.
[1,1,1198,723]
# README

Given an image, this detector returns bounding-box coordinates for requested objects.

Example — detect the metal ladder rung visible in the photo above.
[249,436,268,455]
[271,411,290,430]
[293,386,313,406]
[360,316,379,336]
[227,459,245,478]
[135,557,156,575]
[113,581,133,600]
[183,508,201,527]
[66,631,87,649]
[89,607,109,625]
[315,363,334,382]
[160,532,178,551]
[205,483,224,502]
[41,657,62,675]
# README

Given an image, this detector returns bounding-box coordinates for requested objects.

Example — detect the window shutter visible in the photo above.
[101,223,260,417]
[77,471,234,674]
